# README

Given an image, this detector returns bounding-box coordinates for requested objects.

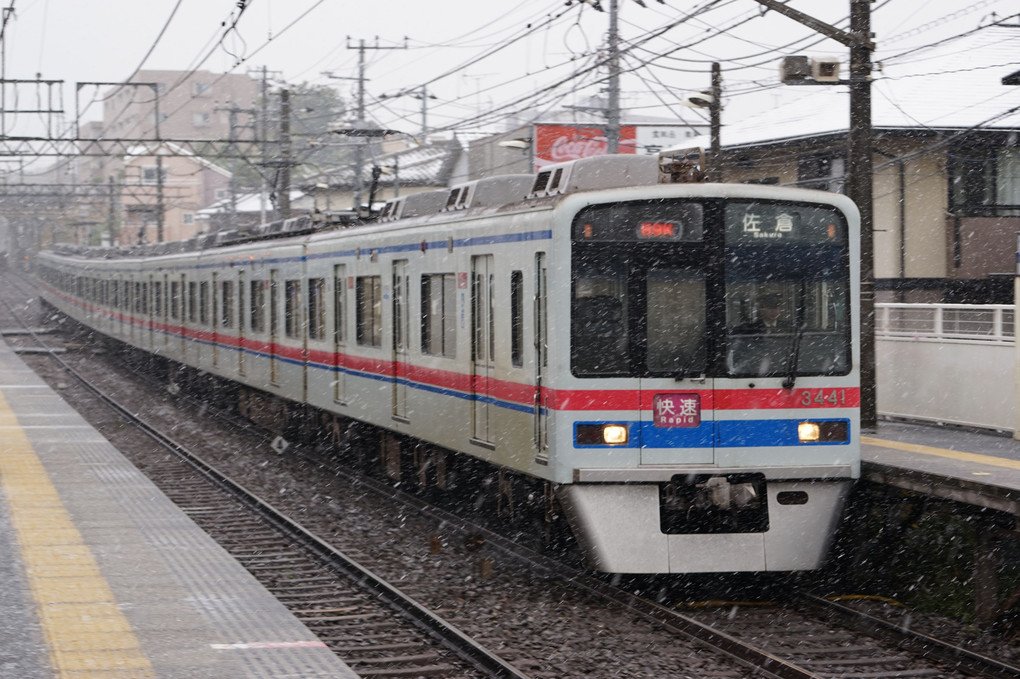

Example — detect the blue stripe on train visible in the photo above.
[574,418,851,449]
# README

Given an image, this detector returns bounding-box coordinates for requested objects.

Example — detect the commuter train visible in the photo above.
[37,152,861,574]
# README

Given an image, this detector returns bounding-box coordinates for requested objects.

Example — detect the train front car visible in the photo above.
[551,182,860,574]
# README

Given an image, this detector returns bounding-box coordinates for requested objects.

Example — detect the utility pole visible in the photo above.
[606,0,621,153]
[709,62,722,182]
[278,89,291,220]
[155,154,165,243]
[343,38,407,211]
[417,86,435,142]
[249,66,283,225]
[353,40,365,209]
[215,104,257,231]
[107,175,117,246]
[848,0,876,431]
[757,0,876,429]
[379,86,436,142]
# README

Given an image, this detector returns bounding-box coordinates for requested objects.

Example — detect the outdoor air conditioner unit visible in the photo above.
[780,56,812,84]
[812,57,841,83]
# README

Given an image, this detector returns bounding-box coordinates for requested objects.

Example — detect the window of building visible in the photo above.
[949,145,1020,217]
[356,276,382,347]
[421,273,456,358]
[193,82,210,96]
[193,112,211,127]
[182,213,195,225]
[797,153,845,193]
[142,166,167,185]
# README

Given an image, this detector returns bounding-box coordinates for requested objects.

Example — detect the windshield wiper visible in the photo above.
[782,324,807,390]
[672,347,707,382]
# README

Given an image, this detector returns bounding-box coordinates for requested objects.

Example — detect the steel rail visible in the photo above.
[800,593,1020,679]
[320,459,823,679]
[2,286,531,679]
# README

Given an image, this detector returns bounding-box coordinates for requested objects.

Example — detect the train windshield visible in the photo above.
[570,198,851,379]
[723,201,851,379]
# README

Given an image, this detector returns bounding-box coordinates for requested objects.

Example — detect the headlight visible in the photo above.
[576,423,629,446]
[602,424,629,445]
[798,421,821,442]
[798,420,849,443]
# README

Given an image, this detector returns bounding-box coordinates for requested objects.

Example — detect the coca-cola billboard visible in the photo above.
[533,124,637,170]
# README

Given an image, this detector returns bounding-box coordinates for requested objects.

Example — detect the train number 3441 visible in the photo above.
[799,389,848,407]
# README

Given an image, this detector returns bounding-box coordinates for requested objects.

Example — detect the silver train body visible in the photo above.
[38,154,861,574]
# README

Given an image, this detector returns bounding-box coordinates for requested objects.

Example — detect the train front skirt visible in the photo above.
[558,472,853,573]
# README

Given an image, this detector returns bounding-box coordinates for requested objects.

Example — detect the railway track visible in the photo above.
[2,272,526,679]
[5,268,1019,679]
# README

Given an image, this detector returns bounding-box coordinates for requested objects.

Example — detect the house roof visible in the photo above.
[301,138,462,190]
[196,191,302,216]
[122,141,233,177]
[381,138,462,186]
[720,25,1019,149]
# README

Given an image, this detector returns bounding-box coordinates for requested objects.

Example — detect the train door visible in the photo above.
[237,270,246,375]
[145,277,153,350]
[533,253,549,464]
[269,269,280,384]
[639,267,713,465]
[471,255,495,444]
[211,272,219,367]
[162,274,170,350]
[178,275,187,357]
[129,279,137,342]
[391,259,409,421]
[332,265,346,402]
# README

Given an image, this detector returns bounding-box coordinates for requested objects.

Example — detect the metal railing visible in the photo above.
[875,303,1014,343]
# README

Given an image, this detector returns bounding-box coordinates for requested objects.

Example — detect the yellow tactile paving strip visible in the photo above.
[0,391,156,678]
[862,435,1020,471]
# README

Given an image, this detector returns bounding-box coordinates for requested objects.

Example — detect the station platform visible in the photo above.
[0,338,358,678]
[863,420,1020,516]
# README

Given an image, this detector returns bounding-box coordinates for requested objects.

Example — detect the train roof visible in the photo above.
[43,151,853,261]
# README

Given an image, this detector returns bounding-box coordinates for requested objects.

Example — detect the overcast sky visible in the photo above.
[2,0,1016,138]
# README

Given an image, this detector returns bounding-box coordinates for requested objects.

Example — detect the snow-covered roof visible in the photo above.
[196,191,302,216]
[721,25,1019,149]
[302,138,462,189]
[122,141,232,177]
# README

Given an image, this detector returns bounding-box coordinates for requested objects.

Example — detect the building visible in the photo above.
[77,70,258,193]
[712,24,1019,303]
[101,70,258,141]
[300,138,464,215]
[119,143,231,246]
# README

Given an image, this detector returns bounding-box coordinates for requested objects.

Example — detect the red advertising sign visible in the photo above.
[534,124,637,170]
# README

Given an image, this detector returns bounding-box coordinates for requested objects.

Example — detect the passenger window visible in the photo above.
[221,281,234,328]
[356,276,382,347]
[285,280,302,339]
[308,278,326,341]
[510,270,523,367]
[250,281,266,333]
[421,273,456,358]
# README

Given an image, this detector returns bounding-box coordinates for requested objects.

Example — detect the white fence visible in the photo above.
[875,303,1015,433]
